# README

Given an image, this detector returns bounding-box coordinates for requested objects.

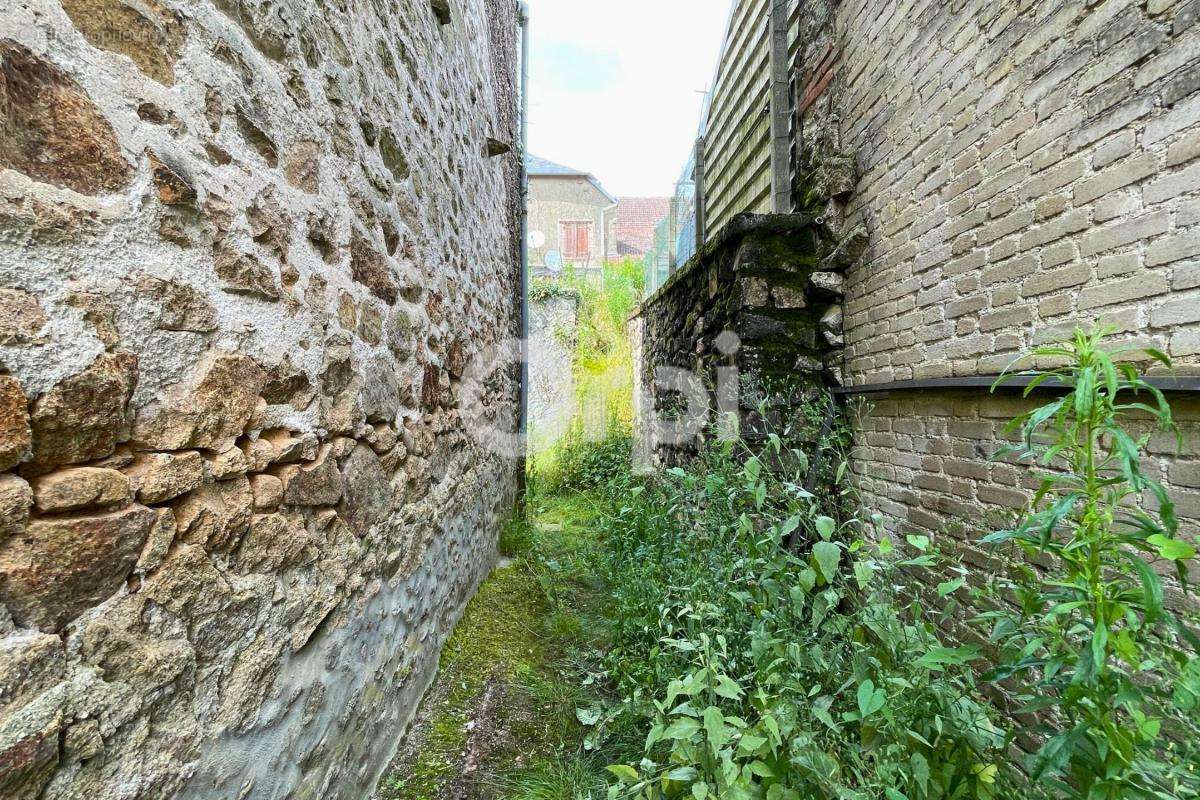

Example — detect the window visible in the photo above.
[559,221,592,260]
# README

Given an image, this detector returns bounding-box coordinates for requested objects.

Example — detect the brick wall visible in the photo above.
[834,0,1200,382]
[818,0,1200,557]
[850,391,1200,607]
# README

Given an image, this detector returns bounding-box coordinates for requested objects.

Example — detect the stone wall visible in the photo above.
[806,0,1200,551]
[0,1,520,798]
[631,214,853,465]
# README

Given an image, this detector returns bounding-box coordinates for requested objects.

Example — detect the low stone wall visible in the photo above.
[0,1,519,798]
[632,214,857,465]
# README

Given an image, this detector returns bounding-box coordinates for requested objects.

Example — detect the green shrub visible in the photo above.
[597,429,1008,800]
[980,328,1200,799]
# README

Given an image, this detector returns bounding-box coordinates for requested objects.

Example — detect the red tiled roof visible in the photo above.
[614,197,670,258]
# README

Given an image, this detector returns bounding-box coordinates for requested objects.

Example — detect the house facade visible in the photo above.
[613,196,671,261]
[526,154,617,276]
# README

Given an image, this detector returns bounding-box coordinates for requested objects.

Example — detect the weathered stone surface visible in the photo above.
[771,285,807,309]
[148,277,219,333]
[133,507,175,575]
[30,467,129,513]
[28,352,137,471]
[808,271,845,298]
[213,248,281,300]
[0,289,46,345]
[73,594,193,695]
[820,305,844,347]
[147,151,195,206]
[132,353,266,452]
[0,41,131,194]
[248,473,283,510]
[284,140,321,193]
[259,429,319,464]
[203,447,249,481]
[0,475,31,543]
[0,505,153,631]
[64,291,119,348]
[173,476,253,553]
[123,451,204,503]
[236,512,312,572]
[349,230,398,304]
[365,422,399,455]
[59,0,185,85]
[339,444,390,534]
[238,437,276,472]
[0,687,61,799]
[277,445,342,506]
[0,630,63,719]
[0,377,31,472]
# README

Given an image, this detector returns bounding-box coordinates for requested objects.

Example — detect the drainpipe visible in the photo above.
[600,200,618,270]
[517,1,530,503]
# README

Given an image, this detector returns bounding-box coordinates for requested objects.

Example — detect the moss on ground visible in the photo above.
[374,492,612,800]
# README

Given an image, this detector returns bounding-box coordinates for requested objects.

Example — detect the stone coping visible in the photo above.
[630,212,817,320]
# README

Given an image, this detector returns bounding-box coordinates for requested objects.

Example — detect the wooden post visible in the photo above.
[694,136,706,252]
[768,0,791,213]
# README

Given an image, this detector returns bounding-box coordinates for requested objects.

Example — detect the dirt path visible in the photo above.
[372,494,609,800]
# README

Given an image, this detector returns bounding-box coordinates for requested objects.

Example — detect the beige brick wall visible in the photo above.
[850,391,1200,607]
[835,0,1200,383]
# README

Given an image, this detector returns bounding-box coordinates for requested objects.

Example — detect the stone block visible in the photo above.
[0,377,31,472]
[1079,211,1170,257]
[1073,152,1158,205]
[123,451,204,504]
[0,41,131,194]
[277,446,343,507]
[1146,232,1200,266]
[0,289,47,346]
[1150,293,1200,326]
[132,353,266,453]
[0,475,32,544]
[0,505,153,631]
[31,467,129,513]
[173,476,254,553]
[249,474,284,511]
[28,353,137,472]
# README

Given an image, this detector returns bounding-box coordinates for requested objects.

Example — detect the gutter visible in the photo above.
[517,0,530,499]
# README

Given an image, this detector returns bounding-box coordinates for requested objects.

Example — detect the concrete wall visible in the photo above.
[527,293,577,454]
[0,1,520,798]
[822,0,1200,555]
[528,175,614,273]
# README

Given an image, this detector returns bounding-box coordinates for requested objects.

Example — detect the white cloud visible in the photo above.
[524,0,732,197]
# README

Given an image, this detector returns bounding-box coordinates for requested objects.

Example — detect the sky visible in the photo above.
[524,0,733,198]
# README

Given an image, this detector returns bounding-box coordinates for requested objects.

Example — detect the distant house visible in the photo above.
[526,154,617,277]
[612,197,670,261]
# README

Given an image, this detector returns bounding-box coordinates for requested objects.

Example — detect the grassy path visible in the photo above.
[373,492,612,800]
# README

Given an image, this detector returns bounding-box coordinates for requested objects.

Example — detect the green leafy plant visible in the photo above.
[597,418,1009,800]
[982,328,1200,799]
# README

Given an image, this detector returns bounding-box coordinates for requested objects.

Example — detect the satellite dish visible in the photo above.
[529,230,546,248]
[544,250,563,273]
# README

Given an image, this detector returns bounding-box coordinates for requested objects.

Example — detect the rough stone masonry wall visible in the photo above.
[822,0,1200,553]
[632,215,852,466]
[0,1,520,798]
